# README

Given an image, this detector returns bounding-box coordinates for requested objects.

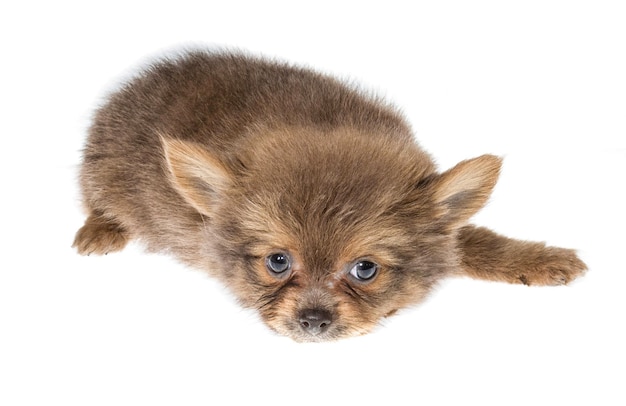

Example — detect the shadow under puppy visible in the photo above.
[73,50,586,342]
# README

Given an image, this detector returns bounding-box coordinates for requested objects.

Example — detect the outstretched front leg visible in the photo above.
[456,225,587,286]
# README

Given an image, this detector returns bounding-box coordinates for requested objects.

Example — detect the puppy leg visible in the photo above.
[73,210,129,255]
[456,225,587,286]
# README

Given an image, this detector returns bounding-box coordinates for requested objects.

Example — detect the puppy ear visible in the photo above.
[161,137,233,217]
[429,154,502,228]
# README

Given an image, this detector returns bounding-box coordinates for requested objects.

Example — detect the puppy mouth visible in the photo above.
[287,324,341,343]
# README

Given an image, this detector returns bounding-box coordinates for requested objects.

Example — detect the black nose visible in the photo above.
[298,309,332,335]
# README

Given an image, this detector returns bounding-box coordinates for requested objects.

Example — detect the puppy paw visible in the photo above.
[73,214,129,255]
[517,247,587,286]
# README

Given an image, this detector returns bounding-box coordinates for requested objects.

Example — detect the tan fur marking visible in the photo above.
[432,154,502,226]
[162,136,233,217]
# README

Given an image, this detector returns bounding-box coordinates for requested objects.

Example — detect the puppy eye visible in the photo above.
[265,253,291,276]
[349,260,378,281]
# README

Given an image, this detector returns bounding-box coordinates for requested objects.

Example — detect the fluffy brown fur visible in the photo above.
[73,50,586,342]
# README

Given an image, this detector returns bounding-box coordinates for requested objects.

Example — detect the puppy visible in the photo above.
[73,50,586,342]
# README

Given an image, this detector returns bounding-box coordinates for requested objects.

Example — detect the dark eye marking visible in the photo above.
[341,280,378,307]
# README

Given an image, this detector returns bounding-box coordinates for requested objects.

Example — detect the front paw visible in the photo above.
[517,247,587,286]
[72,214,129,256]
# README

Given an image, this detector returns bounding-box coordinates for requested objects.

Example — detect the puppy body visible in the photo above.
[74,51,586,341]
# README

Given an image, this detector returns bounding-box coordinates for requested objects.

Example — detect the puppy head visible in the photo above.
[163,128,501,341]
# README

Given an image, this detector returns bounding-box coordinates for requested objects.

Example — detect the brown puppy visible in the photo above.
[73,50,586,342]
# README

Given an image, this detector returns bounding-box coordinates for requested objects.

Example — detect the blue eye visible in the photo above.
[349,260,378,281]
[266,253,291,275]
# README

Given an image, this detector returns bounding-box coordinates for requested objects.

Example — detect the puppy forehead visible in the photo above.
[233,127,428,270]
[239,126,432,186]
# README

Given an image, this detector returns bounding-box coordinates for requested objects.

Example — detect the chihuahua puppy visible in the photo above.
[73,50,586,342]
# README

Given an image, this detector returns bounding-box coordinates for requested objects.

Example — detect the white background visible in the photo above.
[1,1,625,405]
